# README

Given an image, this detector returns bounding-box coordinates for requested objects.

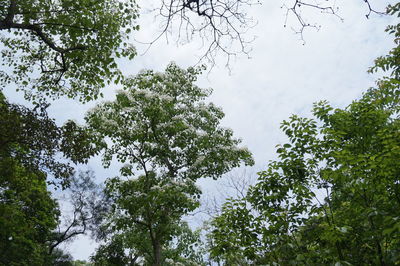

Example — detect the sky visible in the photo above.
[3,0,398,261]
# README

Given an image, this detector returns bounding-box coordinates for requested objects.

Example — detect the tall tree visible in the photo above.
[86,63,254,265]
[209,3,400,265]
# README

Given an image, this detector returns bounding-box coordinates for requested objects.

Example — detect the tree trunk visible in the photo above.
[152,239,162,266]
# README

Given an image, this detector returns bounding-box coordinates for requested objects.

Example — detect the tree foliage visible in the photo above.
[0,162,59,266]
[93,173,203,265]
[0,92,102,187]
[1,1,398,264]
[0,160,103,265]
[0,0,138,101]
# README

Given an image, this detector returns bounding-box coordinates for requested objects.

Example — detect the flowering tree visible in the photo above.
[86,63,253,265]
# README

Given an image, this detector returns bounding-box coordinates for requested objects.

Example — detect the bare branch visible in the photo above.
[199,168,257,218]
[282,0,387,43]
[140,0,259,68]
[48,171,104,255]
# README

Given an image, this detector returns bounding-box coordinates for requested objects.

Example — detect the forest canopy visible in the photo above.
[0,0,399,265]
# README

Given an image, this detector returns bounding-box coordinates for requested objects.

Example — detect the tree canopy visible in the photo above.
[0,0,138,102]
[86,63,254,181]
[1,1,399,265]
[0,92,102,187]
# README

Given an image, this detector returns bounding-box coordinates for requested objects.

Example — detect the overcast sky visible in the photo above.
[3,0,397,261]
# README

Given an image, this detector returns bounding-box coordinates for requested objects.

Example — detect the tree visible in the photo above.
[208,4,400,265]
[0,154,103,265]
[86,63,253,265]
[0,161,60,266]
[0,93,105,264]
[0,0,138,101]
[0,157,101,266]
[0,91,102,187]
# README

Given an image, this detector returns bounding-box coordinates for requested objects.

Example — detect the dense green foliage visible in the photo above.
[0,162,59,265]
[208,4,400,265]
[87,64,253,265]
[0,0,137,101]
[0,93,103,264]
[0,92,101,187]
